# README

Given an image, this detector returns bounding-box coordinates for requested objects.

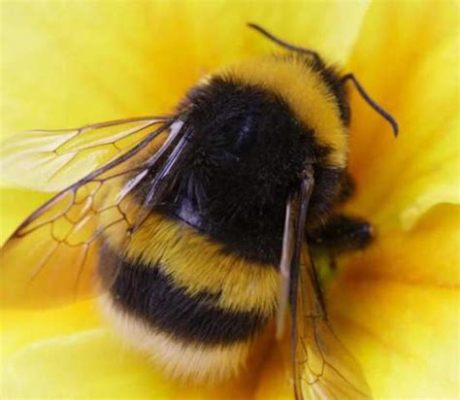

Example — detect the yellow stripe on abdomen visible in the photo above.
[100,193,279,317]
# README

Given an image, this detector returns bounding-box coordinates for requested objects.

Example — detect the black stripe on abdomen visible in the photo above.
[100,247,269,345]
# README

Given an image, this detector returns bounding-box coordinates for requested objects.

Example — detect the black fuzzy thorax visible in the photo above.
[137,75,346,265]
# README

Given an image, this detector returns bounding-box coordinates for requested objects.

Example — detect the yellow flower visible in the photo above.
[1,1,458,399]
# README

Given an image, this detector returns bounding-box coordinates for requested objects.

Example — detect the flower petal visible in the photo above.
[0,188,51,242]
[330,204,460,398]
[344,1,459,231]
[4,329,158,398]
[1,0,370,136]
[1,300,259,399]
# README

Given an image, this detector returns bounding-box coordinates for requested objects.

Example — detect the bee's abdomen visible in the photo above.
[105,252,268,345]
[98,208,278,381]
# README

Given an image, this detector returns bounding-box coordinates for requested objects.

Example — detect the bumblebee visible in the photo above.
[0,24,397,399]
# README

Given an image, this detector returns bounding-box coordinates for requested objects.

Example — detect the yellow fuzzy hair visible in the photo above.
[99,292,261,382]
[222,56,348,168]
[101,192,279,317]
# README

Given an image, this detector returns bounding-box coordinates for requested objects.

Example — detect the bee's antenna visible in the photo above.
[247,23,399,137]
[341,73,399,137]
[247,23,322,66]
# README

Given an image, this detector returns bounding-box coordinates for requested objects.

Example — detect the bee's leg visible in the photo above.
[308,214,374,257]
[336,172,356,205]
[308,174,368,276]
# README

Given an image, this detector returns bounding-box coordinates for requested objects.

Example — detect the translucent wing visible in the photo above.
[278,168,371,399]
[292,248,372,399]
[0,116,171,191]
[0,118,179,307]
